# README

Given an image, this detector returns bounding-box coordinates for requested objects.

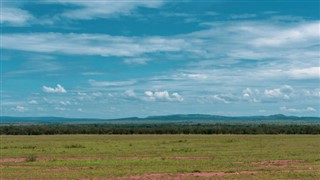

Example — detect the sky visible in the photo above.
[1,0,319,118]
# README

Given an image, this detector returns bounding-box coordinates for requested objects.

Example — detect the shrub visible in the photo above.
[26,154,37,162]
[64,144,85,148]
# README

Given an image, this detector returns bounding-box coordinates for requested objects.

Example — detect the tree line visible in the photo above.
[1,123,320,135]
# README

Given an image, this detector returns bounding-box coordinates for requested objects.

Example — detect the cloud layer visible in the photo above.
[2,1,319,118]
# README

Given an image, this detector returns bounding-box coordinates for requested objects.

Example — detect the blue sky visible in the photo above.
[1,0,319,118]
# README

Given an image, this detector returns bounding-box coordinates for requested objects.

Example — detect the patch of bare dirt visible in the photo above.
[124,169,320,180]
[61,157,99,161]
[128,173,171,180]
[0,165,36,168]
[162,156,212,160]
[179,171,260,178]
[281,169,317,173]
[126,171,261,179]
[0,158,26,163]
[252,160,305,168]
[42,166,94,172]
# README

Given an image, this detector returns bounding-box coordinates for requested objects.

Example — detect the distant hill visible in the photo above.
[142,114,320,121]
[1,114,320,125]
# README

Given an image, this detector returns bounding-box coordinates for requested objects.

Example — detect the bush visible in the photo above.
[26,154,37,162]
[64,144,85,148]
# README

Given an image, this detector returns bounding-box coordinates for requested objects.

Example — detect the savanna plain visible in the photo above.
[1,135,319,179]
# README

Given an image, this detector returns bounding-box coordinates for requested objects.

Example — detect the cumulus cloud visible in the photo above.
[155,91,170,99]
[125,90,137,97]
[42,84,67,93]
[145,91,154,97]
[242,88,259,103]
[264,85,294,100]
[172,92,184,102]
[280,106,316,113]
[123,90,184,102]
[242,88,253,98]
[211,95,231,104]
[200,94,238,104]
[144,90,184,102]
[303,89,320,97]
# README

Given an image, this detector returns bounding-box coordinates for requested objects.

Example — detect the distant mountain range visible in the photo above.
[1,114,320,124]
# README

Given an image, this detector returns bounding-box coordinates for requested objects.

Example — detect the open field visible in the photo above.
[1,135,319,179]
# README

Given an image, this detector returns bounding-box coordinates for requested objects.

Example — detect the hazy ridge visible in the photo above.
[1,114,320,124]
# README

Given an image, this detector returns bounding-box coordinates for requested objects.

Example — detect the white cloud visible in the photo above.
[42,84,67,93]
[242,88,260,103]
[50,1,164,20]
[60,100,71,106]
[286,67,320,79]
[193,21,320,64]
[12,105,28,112]
[264,89,282,98]
[124,58,150,65]
[1,33,191,57]
[144,90,184,102]
[5,59,61,77]
[1,7,34,26]
[242,88,253,98]
[2,21,318,65]
[125,90,136,97]
[303,89,320,97]
[264,85,294,100]
[88,79,136,87]
[145,91,154,97]
[172,92,184,102]
[270,15,304,22]
[28,100,38,105]
[154,91,170,99]
[54,107,66,111]
[78,92,87,96]
[230,14,256,19]
[205,11,219,16]
[92,92,103,97]
[211,95,231,104]
[251,21,320,48]
[280,106,316,113]
[199,94,237,104]
[181,73,208,80]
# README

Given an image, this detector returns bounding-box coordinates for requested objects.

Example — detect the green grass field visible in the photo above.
[1,135,319,179]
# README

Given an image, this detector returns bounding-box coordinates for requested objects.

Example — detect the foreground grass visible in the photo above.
[0,135,319,179]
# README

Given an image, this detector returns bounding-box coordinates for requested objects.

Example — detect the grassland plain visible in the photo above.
[0,135,319,179]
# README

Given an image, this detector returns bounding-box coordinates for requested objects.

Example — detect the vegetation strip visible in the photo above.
[1,124,320,135]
